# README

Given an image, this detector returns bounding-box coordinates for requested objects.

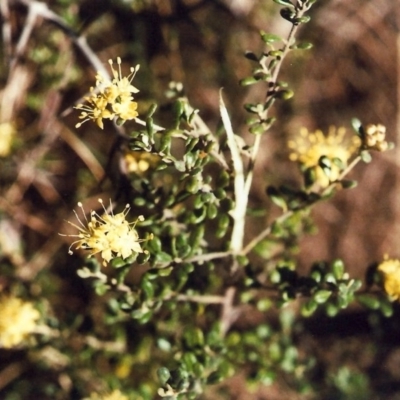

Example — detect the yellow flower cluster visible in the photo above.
[65,199,149,266]
[0,295,40,348]
[0,122,16,157]
[288,126,361,189]
[85,389,128,400]
[75,58,140,129]
[378,256,400,301]
[121,149,161,177]
[362,123,388,152]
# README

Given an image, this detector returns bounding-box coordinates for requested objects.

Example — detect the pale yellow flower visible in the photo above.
[85,389,128,400]
[378,256,400,301]
[363,123,388,152]
[75,93,114,129]
[0,295,40,348]
[121,150,161,176]
[108,57,140,98]
[0,122,16,157]
[112,99,138,121]
[63,199,150,266]
[288,126,361,189]
[75,58,140,129]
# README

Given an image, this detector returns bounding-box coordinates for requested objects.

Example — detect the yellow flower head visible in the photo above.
[362,123,388,152]
[0,122,16,157]
[0,295,40,348]
[63,199,151,266]
[85,389,128,400]
[378,256,400,301]
[75,93,114,129]
[121,149,161,176]
[75,58,140,129]
[112,99,138,121]
[288,126,361,188]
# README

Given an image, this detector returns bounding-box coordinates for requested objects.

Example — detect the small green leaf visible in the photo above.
[146,117,154,136]
[280,8,296,22]
[184,327,204,348]
[349,279,362,292]
[174,160,186,172]
[137,310,153,324]
[325,272,337,284]
[244,51,259,61]
[157,367,171,384]
[319,156,331,176]
[77,267,91,279]
[155,252,173,263]
[146,103,158,118]
[157,338,172,352]
[295,15,311,24]
[240,77,258,86]
[332,259,345,280]
[270,269,281,284]
[94,282,109,296]
[304,167,317,187]
[141,279,154,299]
[158,131,172,153]
[189,224,205,249]
[325,302,339,317]
[185,137,199,153]
[268,58,279,70]
[216,214,230,238]
[380,298,394,317]
[360,150,372,163]
[258,370,276,386]
[341,180,358,189]
[244,103,258,113]
[133,197,147,207]
[357,294,380,310]
[291,42,313,50]
[217,170,230,187]
[207,203,218,219]
[313,290,332,304]
[266,186,287,211]
[351,117,362,134]
[260,31,282,44]
[301,299,318,317]
[268,50,283,58]
[249,123,266,135]
[149,236,162,252]
[274,89,294,100]
[257,299,272,312]
[311,270,322,283]
[158,266,173,277]
[185,175,201,193]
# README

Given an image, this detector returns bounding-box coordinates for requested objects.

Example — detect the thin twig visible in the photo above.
[242,155,363,256]
[185,251,232,263]
[242,8,305,221]
[0,0,12,63]
[174,293,226,304]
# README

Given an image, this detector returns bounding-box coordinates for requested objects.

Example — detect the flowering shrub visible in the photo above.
[0,295,40,348]
[0,0,398,399]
